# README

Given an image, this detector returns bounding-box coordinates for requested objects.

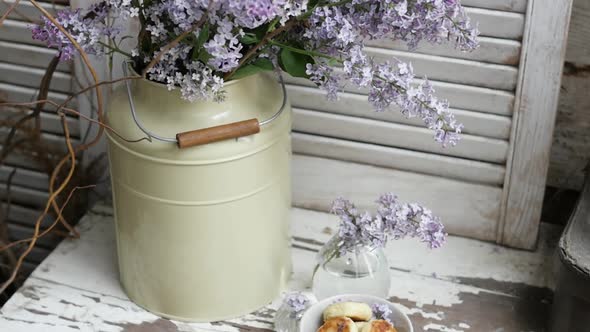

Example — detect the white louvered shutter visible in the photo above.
[289,0,572,249]
[0,0,78,272]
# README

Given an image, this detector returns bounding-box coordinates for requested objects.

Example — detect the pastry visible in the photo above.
[323,302,372,322]
[360,320,397,332]
[317,317,358,332]
[355,321,369,330]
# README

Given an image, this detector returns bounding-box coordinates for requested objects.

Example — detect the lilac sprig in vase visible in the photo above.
[312,193,447,300]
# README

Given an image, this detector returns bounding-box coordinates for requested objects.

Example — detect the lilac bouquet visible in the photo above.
[331,193,447,255]
[31,0,478,147]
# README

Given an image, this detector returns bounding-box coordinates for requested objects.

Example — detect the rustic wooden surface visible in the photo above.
[0,204,560,331]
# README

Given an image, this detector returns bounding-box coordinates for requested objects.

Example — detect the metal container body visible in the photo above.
[106,73,292,322]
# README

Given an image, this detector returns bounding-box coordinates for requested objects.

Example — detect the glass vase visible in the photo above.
[312,235,391,300]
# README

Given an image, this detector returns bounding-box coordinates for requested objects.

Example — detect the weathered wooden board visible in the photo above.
[0,107,80,137]
[463,0,527,13]
[0,165,49,191]
[0,205,558,331]
[285,76,516,116]
[0,19,44,46]
[500,0,574,249]
[366,36,522,66]
[0,0,64,22]
[0,82,76,108]
[0,62,73,93]
[366,47,519,91]
[466,7,525,39]
[292,154,502,241]
[293,109,509,164]
[288,85,513,139]
[0,41,70,72]
[292,133,506,185]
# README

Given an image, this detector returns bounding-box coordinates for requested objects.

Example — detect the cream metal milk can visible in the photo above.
[105,64,292,322]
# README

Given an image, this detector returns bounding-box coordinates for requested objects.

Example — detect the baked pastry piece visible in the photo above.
[323,302,372,322]
[317,317,358,332]
[360,320,397,332]
[355,321,369,330]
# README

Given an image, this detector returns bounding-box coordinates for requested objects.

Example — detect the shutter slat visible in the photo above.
[0,108,80,137]
[0,130,81,154]
[462,0,527,13]
[466,7,525,40]
[366,37,521,66]
[0,183,49,208]
[7,203,51,227]
[293,133,505,185]
[0,82,76,108]
[367,47,518,91]
[0,0,65,22]
[293,109,509,164]
[285,76,515,115]
[0,20,44,46]
[0,62,72,93]
[0,166,49,191]
[293,154,501,242]
[288,86,512,139]
[7,223,62,249]
[0,41,70,72]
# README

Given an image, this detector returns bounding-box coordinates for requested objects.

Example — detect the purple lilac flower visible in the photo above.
[330,193,447,254]
[30,0,478,142]
[283,292,310,314]
[31,5,107,61]
[371,303,394,325]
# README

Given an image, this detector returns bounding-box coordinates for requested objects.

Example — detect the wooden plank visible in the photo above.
[0,107,81,137]
[0,204,556,331]
[0,82,76,108]
[7,203,51,228]
[366,47,519,91]
[285,76,515,116]
[0,19,43,46]
[288,85,513,139]
[0,165,49,191]
[462,0,527,13]
[0,41,71,72]
[366,36,522,66]
[0,182,49,208]
[466,7,525,40]
[0,129,81,154]
[293,155,501,241]
[7,223,62,249]
[293,132,506,185]
[0,62,72,94]
[293,108,509,164]
[500,0,574,249]
[0,0,65,22]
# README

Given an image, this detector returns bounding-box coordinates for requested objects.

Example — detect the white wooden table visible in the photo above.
[0,204,559,331]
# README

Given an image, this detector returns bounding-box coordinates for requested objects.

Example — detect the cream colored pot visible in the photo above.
[106,72,292,322]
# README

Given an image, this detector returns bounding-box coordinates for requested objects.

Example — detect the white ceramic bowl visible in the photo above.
[299,294,413,332]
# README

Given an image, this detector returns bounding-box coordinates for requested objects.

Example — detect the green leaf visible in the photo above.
[279,48,313,78]
[192,23,210,61]
[196,23,210,49]
[240,33,259,45]
[230,58,274,80]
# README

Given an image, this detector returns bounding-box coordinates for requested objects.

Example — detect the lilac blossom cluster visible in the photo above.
[283,292,310,314]
[331,193,447,254]
[371,303,394,325]
[31,0,478,145]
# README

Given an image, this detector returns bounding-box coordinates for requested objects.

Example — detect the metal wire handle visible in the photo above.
[122,60,288,145]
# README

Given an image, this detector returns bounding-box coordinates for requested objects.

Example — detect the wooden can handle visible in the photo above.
[176,118,260,149]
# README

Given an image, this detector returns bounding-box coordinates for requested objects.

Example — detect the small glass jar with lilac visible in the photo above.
[312,193,447,300]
